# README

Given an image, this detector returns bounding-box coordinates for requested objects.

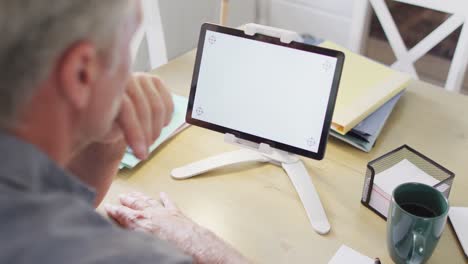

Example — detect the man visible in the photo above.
[0,0,248,263]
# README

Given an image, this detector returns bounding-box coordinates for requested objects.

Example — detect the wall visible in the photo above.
[159,0,257,59]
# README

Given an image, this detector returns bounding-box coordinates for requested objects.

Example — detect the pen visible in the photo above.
[374,257,381,264]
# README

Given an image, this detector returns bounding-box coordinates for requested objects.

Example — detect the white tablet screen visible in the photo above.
[191,30,338,153]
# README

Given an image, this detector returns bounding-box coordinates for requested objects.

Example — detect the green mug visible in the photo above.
[387,182,449,264]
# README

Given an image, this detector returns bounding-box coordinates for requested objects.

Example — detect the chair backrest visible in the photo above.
[131,0,168,71]
[368,0,468,92]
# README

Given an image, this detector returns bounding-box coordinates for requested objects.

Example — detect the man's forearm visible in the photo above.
[190,225,250,264]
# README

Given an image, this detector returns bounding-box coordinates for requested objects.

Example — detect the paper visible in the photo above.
[368,185,390,217]
[120,94,189,168]
[449,207,468,257]
[374,159,439,200]
[329,245,374,264]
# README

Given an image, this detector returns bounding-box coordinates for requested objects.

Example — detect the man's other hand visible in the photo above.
[105,192,250,264]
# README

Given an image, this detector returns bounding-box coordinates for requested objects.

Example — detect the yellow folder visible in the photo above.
[320,41,411,135]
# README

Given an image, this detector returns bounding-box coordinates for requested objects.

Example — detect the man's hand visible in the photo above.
[113,73,174,159]
[67,73,173,206]
[105,192,250,264]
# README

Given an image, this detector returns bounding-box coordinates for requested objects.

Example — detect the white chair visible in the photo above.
[367,0,468,92]
[132,0,168,71]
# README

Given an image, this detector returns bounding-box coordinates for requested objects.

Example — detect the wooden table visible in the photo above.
[101,51,468,263]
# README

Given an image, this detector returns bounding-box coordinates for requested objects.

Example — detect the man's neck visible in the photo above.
[10,86,82,167]
[11,120,76,167]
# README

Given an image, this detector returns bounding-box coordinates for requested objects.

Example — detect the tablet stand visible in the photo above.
[171,24,331,235]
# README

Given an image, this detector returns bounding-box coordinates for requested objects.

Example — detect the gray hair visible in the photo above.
[0,0,131,128]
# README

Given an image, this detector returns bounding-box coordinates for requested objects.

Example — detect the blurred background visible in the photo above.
[133,0,468,95]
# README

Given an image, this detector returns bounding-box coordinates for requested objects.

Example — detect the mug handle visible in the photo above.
[408,230,425,264]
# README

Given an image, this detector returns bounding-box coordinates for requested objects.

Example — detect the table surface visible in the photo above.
[101,50,468,263]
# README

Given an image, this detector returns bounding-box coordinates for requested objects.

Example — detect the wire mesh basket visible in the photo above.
[361,145,455,219]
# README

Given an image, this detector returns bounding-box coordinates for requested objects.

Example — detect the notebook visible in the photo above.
[120,94,189,169]
[319,41,411,135]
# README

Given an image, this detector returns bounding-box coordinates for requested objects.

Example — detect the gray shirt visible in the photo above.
[0,132,192,264]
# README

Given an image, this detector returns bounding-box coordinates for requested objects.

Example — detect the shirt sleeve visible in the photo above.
[0,192,193,264]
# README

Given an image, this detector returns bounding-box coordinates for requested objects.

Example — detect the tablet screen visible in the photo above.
[187,24,344,159]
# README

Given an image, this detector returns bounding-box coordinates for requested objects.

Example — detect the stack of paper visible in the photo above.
[369,159,440,218]
[302,36,410,152]
[120,94,189,169]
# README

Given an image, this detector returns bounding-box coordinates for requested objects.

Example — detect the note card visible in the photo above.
[449,207,468,257]
[374,159,439,198]
[328,245,374,264]
[368,159,440,218]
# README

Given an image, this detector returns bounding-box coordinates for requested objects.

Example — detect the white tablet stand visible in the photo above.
[171,24,331,235]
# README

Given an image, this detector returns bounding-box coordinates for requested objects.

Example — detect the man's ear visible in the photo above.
[57,41,100,110]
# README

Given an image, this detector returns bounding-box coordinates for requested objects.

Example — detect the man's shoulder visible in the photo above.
[0,191,192,264]
[0,189,106,229]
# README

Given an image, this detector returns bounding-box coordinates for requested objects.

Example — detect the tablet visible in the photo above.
[186,23,345,160]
